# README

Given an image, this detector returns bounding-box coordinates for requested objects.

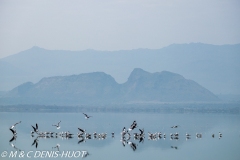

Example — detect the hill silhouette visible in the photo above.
[1,69,219,105]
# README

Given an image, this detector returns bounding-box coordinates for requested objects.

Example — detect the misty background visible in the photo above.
[0,1,240,103]
[0,43,240,95]
[0,0,239,58]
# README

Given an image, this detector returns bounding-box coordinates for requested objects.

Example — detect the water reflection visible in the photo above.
[5,119,230,153]
[1,111,240,160]
[31,137,38,148]
[9,142,21,151]
[9,135,21,151]
[9,135,17,143]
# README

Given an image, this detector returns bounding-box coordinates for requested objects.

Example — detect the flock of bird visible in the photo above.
[8,112,223,153]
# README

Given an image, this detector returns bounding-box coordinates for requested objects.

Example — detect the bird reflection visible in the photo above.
[78,137,86,144]
[120,139,137,151]
[31,137,39,148]
[9,143,21,151]
[9,136,17,143]
[139,137,144,143]
[127,141,137,151]
[9,135,21,151]
[186,136,191,141]
[120,139,126,147]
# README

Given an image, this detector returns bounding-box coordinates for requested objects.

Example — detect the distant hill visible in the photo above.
[0,69,219,105]
[0,43,240,94]
[120,68,218,102]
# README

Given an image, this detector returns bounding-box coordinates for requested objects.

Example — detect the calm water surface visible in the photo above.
[0,110,240,160]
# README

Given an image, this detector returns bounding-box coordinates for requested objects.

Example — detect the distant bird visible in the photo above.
[52,144,60,151]
[174,132,179,136]
[171,125,179,128]
[52,121,61,129]
[212,134,215,138]
[128,120,137,131]
[78,127,86,133]
[112,132,115,137]
[82,151,90,158]
[121,127,127,136]
[163,133,166,139]
[83,113,92,119]
[196,133,202,138]
[219,132,222,138]
[9,128,17,135]
[171,146,178,150]
[31,123,38,133]
[186,133,191,137]
[10,121,21,129]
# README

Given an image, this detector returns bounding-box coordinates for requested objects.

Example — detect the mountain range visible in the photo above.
[0,43,240,95]
[0,68,219,105]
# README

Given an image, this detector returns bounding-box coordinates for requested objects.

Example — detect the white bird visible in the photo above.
[9,128,17,135]
[83,113,92,119]
[128,120,137,131]
[52,121,61,129]
[31,123,38,133]
[186,133,191,137]
[10,121,21,130]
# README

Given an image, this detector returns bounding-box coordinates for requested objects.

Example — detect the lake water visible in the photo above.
[0,106,240,160]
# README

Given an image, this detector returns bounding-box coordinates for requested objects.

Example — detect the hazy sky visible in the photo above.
[0,0,239,58]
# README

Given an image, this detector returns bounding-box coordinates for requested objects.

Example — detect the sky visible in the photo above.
[0,0,240,58]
